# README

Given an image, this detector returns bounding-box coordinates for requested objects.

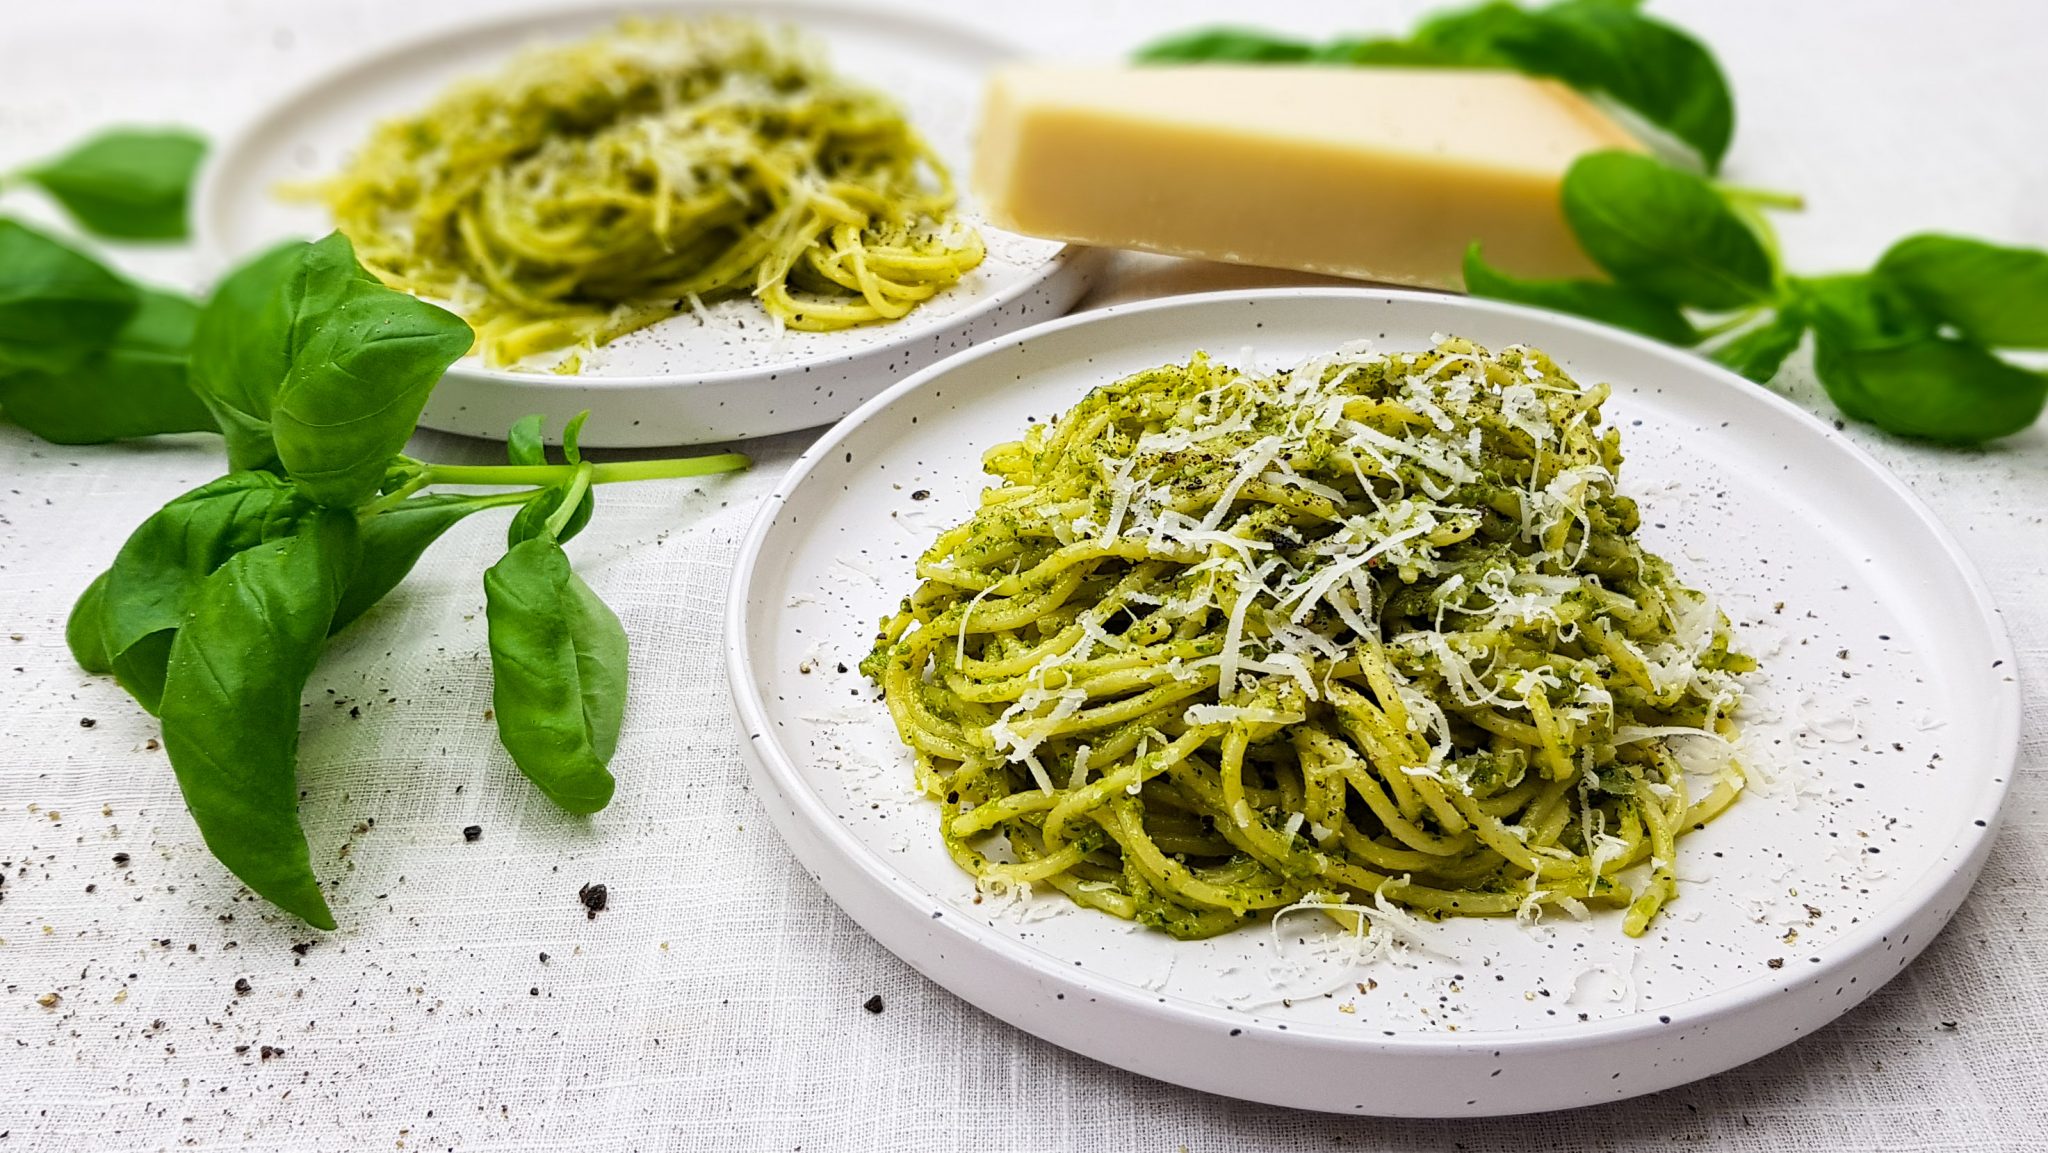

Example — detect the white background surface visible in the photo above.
[1,1,2043,1149]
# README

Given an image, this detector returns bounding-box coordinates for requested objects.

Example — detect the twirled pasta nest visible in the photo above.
[866,338,1753,940]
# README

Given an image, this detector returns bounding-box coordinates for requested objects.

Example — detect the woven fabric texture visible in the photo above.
[2,1,2044,1149]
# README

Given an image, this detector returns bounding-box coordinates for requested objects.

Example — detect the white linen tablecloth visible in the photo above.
[3,1,2044,1148]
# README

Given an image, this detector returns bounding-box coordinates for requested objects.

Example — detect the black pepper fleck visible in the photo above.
[462,824,482,843]
[578,883,608,919]
[862,994,884,1014]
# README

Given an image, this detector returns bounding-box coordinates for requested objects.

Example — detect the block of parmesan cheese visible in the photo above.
[972,65,1642,289]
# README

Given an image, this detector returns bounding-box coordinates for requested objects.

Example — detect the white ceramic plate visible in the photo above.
[725,288,2020,1116]
[193,0,1098,447]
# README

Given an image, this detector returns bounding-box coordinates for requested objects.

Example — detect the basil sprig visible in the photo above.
[2,128,747,924]
[1468,152,2048,444]
[64,232,749,928]
[4,128,206,241]
[1140,2,2046,443]
[0,219,218,442]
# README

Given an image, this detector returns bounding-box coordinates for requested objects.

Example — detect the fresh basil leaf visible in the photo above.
[67,572,114,675]
[94,472,311,713]
[506,413,546,467]
[330,493,484,635]
[270,256,473,508]
[508,480,593,549]
[1134,27,1317,62]
[0,218,138,375]
[1801,272,2043,440]
[159,508,359,930]
[1811,331,2046,444]
[505,411,589,466]
[97,284,193,353]
[1794,273,1933,348]
[505,411,594,547]
[189,234,371,472]
[1500,1,1734,171]
[561,410,589,465]
[192,232,467,506]
[1874,234,2048,348]
[0,288,216,443]
[187,242,296,469]
[483,536,626,813]
[1562,151,1775,311]
[21,128,206,241]
[1463,243,1701,344]
[1708,307,1807,383]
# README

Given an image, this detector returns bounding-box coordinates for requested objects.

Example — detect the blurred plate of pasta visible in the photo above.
[194,1,1097,446]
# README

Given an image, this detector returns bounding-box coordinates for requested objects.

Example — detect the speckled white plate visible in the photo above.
[193,0,1098,447]
[725,288,2020,1116]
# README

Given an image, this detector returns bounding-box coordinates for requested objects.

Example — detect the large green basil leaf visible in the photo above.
[21,128,207,241]
[1795,273,1935,349]
[1873,234,2048,349]
[268,255,472,508]
[1463,242,1702,344]
[67,572,114,675]
[329,493,483,635]
[159,508,360,930]
[189,234,370,472]
[0,288,216,443]
[1562,151,1775,311]
[1491,1,1733,171]
[1802,272,2045,443]
[0,218,138,376]
[483,536,626,814]
[92,472,311,713]
[1812,332,2046,445]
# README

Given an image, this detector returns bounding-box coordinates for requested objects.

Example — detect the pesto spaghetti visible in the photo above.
[864,339,1754,940]
[306,17,984,366]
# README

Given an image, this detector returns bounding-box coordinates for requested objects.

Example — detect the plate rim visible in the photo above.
[725,286,2021,1065]
[189,0,1082,392]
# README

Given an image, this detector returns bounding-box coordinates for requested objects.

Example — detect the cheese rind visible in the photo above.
[973,65,1641,289]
